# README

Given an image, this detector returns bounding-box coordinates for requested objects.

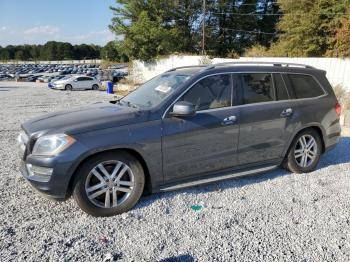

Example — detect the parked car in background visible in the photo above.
[18,62,341,216]
[50,75,101,90]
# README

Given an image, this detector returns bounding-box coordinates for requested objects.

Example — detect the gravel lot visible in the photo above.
[1,82,350,262]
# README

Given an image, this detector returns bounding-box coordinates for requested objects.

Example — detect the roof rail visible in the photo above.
[166,65,207,72]
[206,61,315,70]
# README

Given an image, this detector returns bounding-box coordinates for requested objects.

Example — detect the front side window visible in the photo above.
[241,73,274,104]
[285,74,324,99]
[179,74,231,111]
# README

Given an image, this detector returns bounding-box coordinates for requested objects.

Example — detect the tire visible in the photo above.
[92,84,99,90]
[65,84,72,91]
[73,151,145,216]
[283,129,322,173]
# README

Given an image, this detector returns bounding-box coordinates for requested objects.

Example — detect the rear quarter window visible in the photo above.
[284,74,324,99]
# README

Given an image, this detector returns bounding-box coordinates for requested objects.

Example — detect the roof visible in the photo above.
[167,62,322,75]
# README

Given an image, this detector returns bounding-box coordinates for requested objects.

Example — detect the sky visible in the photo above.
[0,0,117,46]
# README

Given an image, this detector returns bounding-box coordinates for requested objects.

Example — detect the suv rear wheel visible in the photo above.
[73,152,145,216]
[284,129,322,173]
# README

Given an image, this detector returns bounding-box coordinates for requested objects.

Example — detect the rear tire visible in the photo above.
[73,151,145,216]
[65,84,72,91]
[283,129,322,173]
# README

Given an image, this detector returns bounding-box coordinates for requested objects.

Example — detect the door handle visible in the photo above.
[222,115,237,125]
[280,108,293,117]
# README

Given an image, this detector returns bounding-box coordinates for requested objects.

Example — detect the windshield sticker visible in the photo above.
[155,84,172,94]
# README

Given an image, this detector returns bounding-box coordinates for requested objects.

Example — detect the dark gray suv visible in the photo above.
[18,62,341,216]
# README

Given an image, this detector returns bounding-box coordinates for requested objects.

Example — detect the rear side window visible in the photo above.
[273,74,289,100]
[285,74,324,99]
[180,74,231,111]
[241,73,274,104]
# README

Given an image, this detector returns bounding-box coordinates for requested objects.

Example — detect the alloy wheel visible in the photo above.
[85,160,134,208]
[294,134,318,168]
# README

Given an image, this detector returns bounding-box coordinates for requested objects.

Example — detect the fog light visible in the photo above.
[26,164,53,182]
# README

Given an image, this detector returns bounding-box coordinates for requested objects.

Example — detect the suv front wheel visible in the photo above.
[284,129,322,173]
[73,152,145,216]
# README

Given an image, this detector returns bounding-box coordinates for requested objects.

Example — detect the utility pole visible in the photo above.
[202,0,206,55]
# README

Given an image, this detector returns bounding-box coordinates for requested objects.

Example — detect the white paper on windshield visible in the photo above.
[155,84,172,94]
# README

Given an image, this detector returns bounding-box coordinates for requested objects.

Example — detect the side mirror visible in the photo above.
[170,101,196,117]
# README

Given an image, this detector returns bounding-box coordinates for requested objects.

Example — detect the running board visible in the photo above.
[159,165,278,191]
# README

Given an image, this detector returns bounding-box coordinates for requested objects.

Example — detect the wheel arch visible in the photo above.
[284,124,326,158]
[66,147,152,198]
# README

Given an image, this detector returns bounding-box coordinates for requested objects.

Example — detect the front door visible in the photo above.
[161,74,240,182]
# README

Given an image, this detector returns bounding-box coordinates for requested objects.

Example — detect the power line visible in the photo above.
[210,12,349,16]
[208,27,277,35]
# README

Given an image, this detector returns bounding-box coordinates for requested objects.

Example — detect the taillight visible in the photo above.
[335,102,342,117]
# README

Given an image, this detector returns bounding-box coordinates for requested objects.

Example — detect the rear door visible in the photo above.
[237,73,294,165]
[162,74,240,181]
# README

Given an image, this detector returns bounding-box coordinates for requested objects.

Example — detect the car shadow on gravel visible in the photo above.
[136,137,350,210]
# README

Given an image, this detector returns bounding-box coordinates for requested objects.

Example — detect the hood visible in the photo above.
[22,102,149,136]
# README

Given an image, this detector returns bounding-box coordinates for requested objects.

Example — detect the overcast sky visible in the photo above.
[0,0,117,46]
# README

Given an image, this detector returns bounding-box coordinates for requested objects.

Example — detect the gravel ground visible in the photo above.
[1,82,350,262]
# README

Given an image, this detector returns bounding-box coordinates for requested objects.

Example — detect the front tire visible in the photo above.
[73,152,145,216]
[92,84,99,90]
[283,129,322,173]
[65,84,72,91]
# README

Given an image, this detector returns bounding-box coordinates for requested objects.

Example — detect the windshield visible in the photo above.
[120,73,191,108]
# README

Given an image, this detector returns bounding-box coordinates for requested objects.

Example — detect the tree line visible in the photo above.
[0,41,129,62]
[2,1,349,62]
[109,0,350,61]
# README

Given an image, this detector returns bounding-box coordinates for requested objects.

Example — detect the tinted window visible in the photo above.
[273,74,289,100]
[241,73,274,104]
[180,74,231,111]
[77,77,84,81]
[286,74,324,99]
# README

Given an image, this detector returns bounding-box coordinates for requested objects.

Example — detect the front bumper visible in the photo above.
[18,134,88,201]
[50,83,65,90]
[20,157,73,200]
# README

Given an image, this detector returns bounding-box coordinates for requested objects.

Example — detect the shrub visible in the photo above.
[333,84,350,110]
[244,45,270,57]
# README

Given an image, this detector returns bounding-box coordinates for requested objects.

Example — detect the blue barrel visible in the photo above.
[106,81,114,94]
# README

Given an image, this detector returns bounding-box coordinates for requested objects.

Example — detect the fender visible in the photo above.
[282,122,327,157]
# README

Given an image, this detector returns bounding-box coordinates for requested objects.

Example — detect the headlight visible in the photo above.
[32,134,75,156]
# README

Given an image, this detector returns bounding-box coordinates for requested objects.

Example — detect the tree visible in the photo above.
[327,13,350,57]
[204,0,279,56]
[101,41,129,61]
[15,50,25,61]
[112,10,180,61]
[109,0,280,60]
[270,0,350,57]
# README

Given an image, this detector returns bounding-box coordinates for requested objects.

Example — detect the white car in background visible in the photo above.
[51,75,101,90]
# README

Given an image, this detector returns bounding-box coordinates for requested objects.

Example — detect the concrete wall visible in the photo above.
[132,56,350,89]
